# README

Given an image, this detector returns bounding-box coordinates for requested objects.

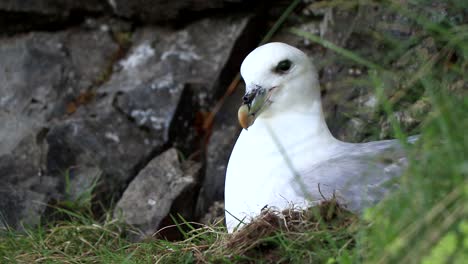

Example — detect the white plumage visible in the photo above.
[225,42,415,232]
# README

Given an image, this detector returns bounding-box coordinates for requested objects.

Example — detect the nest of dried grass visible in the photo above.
[222,198,358,261]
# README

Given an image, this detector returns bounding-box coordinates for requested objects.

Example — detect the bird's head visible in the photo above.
[238,42,320,129]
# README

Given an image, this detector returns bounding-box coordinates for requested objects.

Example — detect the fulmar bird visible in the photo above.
[225,42,417,232]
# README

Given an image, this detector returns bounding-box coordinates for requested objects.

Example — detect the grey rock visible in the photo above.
[115,80,186,143]
[102,16,250,109]
[0,131,60,229]
[0,32,70,154]
[200,124,238,205]
[110,0,250,23]
[64,28,120,89]
[0,0,254,25]
[194,84,245,218]
[0,10,253,229]
[101,14,251,154]
[0,0,106,16]
[0,132,51,189]
[0,184,48,230]
[0,0,108,33]
[45,107,158,200]
[114,148,200,240]
[0,28,118,155]
[102,17,252,220]
[44,15,250,212]
[0,0,255,34]
[0,27,120,227]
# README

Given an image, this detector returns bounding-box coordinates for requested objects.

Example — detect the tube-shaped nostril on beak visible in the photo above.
[242,90,257,105]
[242,95,249,104]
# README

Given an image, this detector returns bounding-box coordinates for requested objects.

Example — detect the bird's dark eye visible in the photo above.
[274,59,292,73]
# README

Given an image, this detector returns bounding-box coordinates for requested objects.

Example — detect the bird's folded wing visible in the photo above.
[294,139,410,212]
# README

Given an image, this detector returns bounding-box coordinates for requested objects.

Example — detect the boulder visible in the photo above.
[0,0,106,16]
[45,110,154,188]
[101,15,250,109]
[0,13,253,229]
[195,83,245,218]
[109,0,251,23]
[0,184,48,230]
[0,32,70,155]
[196,124,238,217]
[114,148,200,240]
[0,0,256,34]
[0,0,108,33]
[0,26,120,225]
[0,27,119,154]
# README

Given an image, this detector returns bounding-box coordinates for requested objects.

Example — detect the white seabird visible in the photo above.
[225,42,416,232]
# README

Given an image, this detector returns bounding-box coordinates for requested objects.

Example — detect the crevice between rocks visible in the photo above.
[0,10,107,36]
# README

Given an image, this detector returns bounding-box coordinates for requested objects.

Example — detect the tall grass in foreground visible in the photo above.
[365,2,468,263]
[293,1,468,263]
[1,0,467,263]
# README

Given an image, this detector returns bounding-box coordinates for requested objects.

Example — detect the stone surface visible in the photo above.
[114,148,199,240]
[0,27,119,154]
[45,106,161,201]
[110,0,251,23]
[0,0,106,15]
[0,11,253,230]
[0,0,255,34]
[0,28,118,226]
[0,26,120,216]
[0,133,56,194]
[196,124,238,215]
[102,16,250,109]
[0,184,48,230]
[0,32,69,155]
[0,0,108,34]
[195,83,245,218]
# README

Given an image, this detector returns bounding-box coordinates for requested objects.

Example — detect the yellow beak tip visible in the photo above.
[238,104,253,129]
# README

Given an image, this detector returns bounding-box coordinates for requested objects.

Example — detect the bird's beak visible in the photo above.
[238,86,275,129]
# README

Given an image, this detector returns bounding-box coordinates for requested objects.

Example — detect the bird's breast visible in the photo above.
[225,126,315,224]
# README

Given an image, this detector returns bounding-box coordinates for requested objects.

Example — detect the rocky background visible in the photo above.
[2,0,461,240]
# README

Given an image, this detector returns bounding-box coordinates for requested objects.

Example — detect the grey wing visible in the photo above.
[294,140,410,212]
